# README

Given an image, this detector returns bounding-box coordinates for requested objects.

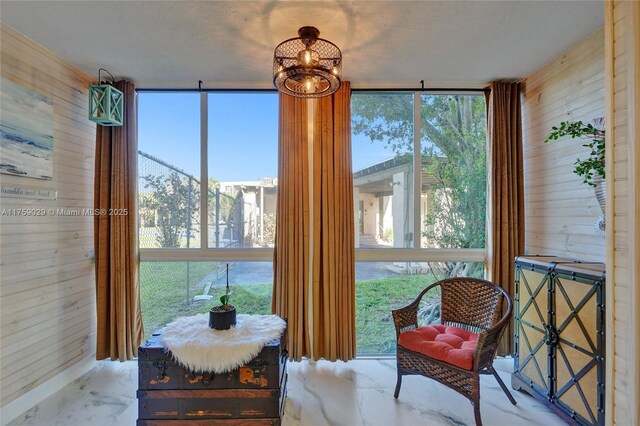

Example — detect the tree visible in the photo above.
[262,212,276,246]
[352,94,486,278]
[140,172,200,248]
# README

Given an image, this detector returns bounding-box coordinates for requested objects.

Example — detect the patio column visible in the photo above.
[392,171,409,247]
[353,186,360,247]
[259,186,264,244]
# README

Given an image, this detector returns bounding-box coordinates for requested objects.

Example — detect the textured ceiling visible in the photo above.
[1,1,603,88]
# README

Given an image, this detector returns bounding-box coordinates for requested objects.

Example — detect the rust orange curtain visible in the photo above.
[272,94,310,361]
[94,80,144,361]
[312,82,356,361]
[273,83,356,361]
[487,81,524,356]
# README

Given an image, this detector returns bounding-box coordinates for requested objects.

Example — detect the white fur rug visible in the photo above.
[159,314,286,373]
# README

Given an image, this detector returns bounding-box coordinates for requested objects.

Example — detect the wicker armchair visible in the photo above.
[392,277,517,426]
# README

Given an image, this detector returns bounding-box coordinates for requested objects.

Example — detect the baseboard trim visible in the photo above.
[1,355,97,426]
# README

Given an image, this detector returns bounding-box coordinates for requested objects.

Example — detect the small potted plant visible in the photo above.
[209,264,236,330]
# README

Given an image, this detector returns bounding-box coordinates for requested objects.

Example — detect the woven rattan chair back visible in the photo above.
[440,278,505,332]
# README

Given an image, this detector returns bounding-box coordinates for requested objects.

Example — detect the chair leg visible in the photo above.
[471,374,483,426]
[473,398,482,426]
[394,367,403,398]
[491,368,517,405]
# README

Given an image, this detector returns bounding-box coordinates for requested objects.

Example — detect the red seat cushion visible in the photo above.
[398,324,478,370]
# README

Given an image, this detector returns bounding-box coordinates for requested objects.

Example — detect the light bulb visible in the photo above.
[331,66,339,75]
[297,48,317,66]
[305,79,313,92]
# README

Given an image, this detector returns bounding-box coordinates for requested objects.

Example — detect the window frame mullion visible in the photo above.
[413,92,421,253]
[200,92,208,249]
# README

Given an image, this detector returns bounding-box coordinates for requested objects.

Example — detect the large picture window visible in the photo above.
[137,90,487,353]
[138,91,278,336]
[351,91,487,353]
[351,92,486,255]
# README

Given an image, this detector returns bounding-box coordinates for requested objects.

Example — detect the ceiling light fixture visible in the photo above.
[88,68,123,126]
[273,26,342,98]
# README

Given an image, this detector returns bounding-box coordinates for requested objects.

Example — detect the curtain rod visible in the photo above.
[136,87,490,94]
[351,87,490,93]
[136,88,278,93]
[354,80,490,93]
[137,80,490,94]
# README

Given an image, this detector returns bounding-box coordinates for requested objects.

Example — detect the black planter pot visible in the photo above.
[209,306,236,330]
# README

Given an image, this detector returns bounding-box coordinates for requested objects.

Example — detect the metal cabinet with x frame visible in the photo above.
[512,256,605,426]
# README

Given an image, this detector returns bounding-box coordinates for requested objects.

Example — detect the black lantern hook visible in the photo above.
[420,80,425,91]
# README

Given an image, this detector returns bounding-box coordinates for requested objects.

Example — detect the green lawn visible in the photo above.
[356,275,439,354]
[140,262,273,340]
[140,263,440,354]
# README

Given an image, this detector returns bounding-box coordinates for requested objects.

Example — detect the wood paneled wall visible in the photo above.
[522,28,605,262]
[0,23,96,407]
[605,1,640,424]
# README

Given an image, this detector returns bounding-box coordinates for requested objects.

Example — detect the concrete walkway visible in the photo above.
[202,261,403,288]
[193,261,421,301]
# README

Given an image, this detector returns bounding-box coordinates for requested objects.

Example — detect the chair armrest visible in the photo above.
[473,310,510,369]
[392,304,419,338]
[391,282,441,338]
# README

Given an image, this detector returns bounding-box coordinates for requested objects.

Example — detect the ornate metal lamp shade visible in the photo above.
[88,69,123,126]
[273,27,342,98]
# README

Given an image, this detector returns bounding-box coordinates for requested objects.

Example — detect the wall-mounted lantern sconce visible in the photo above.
[88,68,123,126]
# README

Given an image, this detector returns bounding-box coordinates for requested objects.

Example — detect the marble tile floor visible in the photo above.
[8,358,566,426]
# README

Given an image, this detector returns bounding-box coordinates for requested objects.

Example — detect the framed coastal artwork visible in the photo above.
[0,77,54,180]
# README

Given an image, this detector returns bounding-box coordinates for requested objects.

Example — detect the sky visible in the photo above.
[137,92,397,183]
[138,92,277,182]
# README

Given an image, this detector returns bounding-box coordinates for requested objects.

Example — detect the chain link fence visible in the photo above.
[137,150,237,278]
[138,150,271,249]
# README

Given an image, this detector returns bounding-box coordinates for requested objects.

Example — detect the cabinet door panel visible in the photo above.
[555,276,597,353]
[519,325,548,389]
[516,268,549,392]
[556,344,598,424]
[554,275,599,425]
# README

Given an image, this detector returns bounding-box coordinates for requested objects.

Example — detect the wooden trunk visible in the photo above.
[137,331,287,425]
[512,256,605,426]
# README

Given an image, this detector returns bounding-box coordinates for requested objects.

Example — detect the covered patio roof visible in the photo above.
[353,155,442,196]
